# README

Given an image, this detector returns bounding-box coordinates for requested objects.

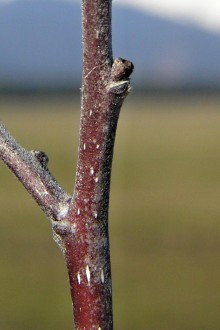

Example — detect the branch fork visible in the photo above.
[0,56,133,229]
[0,0,133,328]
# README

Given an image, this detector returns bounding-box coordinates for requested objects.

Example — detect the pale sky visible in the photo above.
[1,0,220,33]
[114,0,220,33]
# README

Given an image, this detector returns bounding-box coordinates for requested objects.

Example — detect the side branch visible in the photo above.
[0,123,70,221]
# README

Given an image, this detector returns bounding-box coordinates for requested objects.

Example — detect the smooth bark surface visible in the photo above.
[61,1,133,328]
[0,0,133,329]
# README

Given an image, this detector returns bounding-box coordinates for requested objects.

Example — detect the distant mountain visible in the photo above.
[113,7,220,88]
[1,0,220,90]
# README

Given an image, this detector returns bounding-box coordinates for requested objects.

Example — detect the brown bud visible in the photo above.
[111,58,134,82]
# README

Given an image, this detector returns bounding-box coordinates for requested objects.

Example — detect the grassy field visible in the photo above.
[1,94,220,329]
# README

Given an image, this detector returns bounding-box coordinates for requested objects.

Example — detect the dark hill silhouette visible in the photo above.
[1,0,220,90]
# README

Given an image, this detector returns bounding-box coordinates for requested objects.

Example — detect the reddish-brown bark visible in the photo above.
[0,0,133,329]
[61,2,133,328]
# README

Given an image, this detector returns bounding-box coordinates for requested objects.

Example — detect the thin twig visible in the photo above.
[0,123,71,221]
[0,0,133,328]
[61,0,134,328]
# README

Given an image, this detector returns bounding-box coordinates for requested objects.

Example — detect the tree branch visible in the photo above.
[0,0,133,328]
[60,1,134,329]
[0,123,71,221]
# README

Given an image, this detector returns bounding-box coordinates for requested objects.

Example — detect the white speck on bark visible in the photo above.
[90,167,95,176]
[86,265,91,284]
[58,204,69,220]
[77,208,80,215]
[83,143,86,150]
[95,30,99,39]
[100,269,104,283]
[77,272,81,284]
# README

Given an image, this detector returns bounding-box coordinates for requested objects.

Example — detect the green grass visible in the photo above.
[1,95,220,329]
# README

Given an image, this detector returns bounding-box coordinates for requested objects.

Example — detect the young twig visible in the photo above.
[0,0,133,328]
[0,123,70,221]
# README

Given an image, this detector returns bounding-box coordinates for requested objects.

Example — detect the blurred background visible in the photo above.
[1,0,220,329]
